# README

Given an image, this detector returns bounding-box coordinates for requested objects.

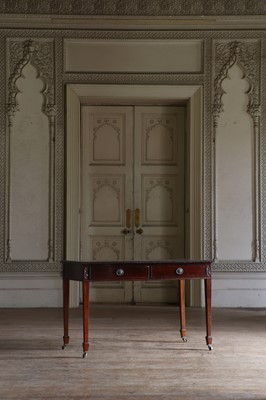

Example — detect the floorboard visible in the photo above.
[1,305,266,399]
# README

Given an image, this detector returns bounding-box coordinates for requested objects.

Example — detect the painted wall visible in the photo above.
[0,15,266,307]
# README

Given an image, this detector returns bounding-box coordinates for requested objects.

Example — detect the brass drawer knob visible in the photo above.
[116,268,125,277]
[175,267,184,275]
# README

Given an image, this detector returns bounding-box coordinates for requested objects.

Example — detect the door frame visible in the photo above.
[66,84,203,307]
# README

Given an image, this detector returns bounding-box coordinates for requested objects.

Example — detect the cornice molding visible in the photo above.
[0,0,265,16]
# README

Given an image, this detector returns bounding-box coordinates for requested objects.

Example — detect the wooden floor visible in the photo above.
[1,305,266,400]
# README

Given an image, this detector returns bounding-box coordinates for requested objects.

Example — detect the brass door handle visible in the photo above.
[136,228,143,235]
[126,209,132,229]
[135,208,141,228]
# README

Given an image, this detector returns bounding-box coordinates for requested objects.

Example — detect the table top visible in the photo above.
[63,259,213,266]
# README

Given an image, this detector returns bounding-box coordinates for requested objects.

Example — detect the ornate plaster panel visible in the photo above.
[0,1,265,16]
[4,37,57,270]
[212,39,262,270]
[0,28,265,273]
[7,39,55,118]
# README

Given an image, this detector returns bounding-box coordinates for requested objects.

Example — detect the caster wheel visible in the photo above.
[62,345,66,350]
[181,337,187,343]
[208,344,213,351]
[83,352,88,358]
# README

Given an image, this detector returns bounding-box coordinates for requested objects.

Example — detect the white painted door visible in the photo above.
[133,106,185,303]
[81,105,185,304]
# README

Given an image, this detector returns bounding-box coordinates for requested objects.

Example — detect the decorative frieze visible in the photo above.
[0,0,265,16]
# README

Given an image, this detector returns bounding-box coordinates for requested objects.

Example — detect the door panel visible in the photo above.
[81,106,133,303]
[81,105,185,304]
[133,106,185,303]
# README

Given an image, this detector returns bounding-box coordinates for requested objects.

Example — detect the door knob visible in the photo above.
[136,228,143,235]
[122,228,131,234]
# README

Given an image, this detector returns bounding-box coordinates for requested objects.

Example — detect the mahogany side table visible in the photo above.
[62,259,213,357]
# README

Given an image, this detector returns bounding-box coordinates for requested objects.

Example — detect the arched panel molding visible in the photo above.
[212,40,261,266]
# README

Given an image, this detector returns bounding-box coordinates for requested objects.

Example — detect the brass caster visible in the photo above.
[181,337,187,343]
[62,345,66,350]
[208,344,213,351]
[83,352,88,358]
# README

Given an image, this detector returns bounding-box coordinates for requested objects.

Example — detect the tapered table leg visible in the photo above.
[179,279,187,342]
[204,278,213,350]
[62,278,70,349]
[82,280,90,358]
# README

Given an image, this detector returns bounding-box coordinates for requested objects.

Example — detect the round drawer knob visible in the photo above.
[116,268,125,277]
[175,267,184,275]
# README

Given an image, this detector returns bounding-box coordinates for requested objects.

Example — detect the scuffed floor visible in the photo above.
[0,305,266,399]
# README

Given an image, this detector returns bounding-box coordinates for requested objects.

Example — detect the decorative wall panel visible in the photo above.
[212,39,261,265]
[6,38,55,262]
[65,39,202,73]
[0,26,265,275]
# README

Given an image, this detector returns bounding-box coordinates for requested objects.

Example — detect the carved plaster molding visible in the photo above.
[213,40,260,125]
[92,240,121,260]
[0,261,62,273]
[7,39,55,121]
[0,28,265,273]
[5,38,56,264]
[212,39,262,264]
[0,0,265,16]
[213,262,265,272]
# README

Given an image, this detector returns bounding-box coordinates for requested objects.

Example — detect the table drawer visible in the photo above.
[90,264,149,281]
[151,264,209,279]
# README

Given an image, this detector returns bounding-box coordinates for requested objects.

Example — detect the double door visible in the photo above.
[81,105,185,304]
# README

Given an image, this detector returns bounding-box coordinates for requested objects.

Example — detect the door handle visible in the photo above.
[122,228,131,235]
[135,208,141,228]
[126,209,132,229]
[136,228,143,235]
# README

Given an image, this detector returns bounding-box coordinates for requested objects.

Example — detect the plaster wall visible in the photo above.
[0,14,265,308]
